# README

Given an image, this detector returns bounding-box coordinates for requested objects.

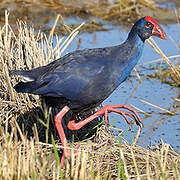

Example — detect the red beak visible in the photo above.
[145,16,167,40]
[152,25,167,40]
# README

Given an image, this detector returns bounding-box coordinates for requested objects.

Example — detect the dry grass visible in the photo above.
[0,124,179,179]
[146,37,180,87]
[0,11,180,179]
[0,11,82,124]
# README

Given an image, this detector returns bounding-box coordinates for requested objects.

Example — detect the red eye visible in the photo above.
[145,22,151,28]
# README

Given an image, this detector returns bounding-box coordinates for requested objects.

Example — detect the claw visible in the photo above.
[109,105,143,127]
[109,107,143,127]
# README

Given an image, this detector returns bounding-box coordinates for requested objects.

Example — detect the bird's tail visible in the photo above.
[13,81,36,93]
[10,70,34,82]
[10,70,36,93]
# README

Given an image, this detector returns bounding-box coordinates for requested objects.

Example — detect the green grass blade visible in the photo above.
[51,134,64,180]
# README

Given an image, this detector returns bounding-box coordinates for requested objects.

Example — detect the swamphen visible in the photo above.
[10,16,167,166]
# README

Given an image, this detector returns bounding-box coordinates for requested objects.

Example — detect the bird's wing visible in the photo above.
[18,48,110,100]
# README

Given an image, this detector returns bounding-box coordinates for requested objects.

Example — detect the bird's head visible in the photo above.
[129,16,167,41]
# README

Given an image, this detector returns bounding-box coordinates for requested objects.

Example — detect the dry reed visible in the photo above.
[146,37,180,86]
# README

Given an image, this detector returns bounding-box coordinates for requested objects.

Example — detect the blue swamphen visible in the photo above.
[10,16,167,166]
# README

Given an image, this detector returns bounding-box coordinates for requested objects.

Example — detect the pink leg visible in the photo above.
[54,106,83,167]
[55,106,71,167]
[68,104,143,130]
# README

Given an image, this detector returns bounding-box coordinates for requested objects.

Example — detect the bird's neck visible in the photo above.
[127,29,145,46]
[115,31,145,85]
[127,25,145,43]
[125,31,145,65]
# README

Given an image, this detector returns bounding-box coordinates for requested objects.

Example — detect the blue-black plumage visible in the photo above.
[10,16,166,114]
